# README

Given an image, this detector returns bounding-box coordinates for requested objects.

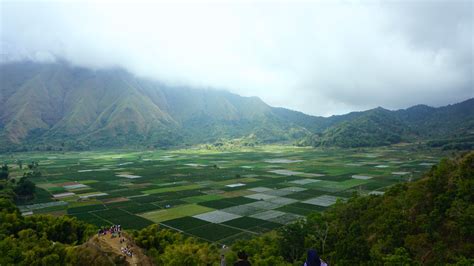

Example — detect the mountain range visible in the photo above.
[1,61,473,151]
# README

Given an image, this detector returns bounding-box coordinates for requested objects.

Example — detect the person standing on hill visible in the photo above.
[234,251,251,266]
[304,249,327,266]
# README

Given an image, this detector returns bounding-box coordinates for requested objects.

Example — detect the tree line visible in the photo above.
[0,161,42,202]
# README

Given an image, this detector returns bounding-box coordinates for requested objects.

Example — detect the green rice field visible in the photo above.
[2,144,446,245]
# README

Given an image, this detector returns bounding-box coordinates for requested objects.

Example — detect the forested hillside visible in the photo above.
[300,99,474,148]
[300,108,410,148]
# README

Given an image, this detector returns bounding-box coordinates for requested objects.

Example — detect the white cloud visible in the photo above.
[1,0,472,116]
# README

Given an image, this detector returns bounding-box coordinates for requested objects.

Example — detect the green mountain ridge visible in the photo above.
[302,108,411,147]
[0,62,310,150]
[1,61,473,151]
[301,99,474,148]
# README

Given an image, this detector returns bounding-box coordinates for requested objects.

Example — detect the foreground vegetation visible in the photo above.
[228,151,474,265]
[1,149,472,265]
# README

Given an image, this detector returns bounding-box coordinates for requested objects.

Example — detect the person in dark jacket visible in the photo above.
[304,249,321,266]
[234,251,251,266]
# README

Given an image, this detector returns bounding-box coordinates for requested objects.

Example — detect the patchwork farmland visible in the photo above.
[3,145,445,245]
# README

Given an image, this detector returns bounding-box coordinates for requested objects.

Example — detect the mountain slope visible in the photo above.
[301,99,474,148]
[395,98,474,138]
[0,63,178,148]
[301,108,411,148]
[1,61,473,151]
[0,61,310,150]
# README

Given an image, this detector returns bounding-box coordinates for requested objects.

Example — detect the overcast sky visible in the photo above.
[1,0,473,116]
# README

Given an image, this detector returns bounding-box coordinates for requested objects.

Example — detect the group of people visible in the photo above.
[219,249,327,266]
[97,225,133,257]
[97,224,122,238]
[97,226,326,264]
[120,245,133,257]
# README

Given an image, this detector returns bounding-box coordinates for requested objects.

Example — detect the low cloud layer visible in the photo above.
[1,0,473,116]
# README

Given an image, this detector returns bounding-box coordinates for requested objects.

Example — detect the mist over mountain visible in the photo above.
[1,61,473,151]
[0,61,311,150]
[2,1,473,116]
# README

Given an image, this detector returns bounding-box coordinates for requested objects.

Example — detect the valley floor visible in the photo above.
[2,144,447,245]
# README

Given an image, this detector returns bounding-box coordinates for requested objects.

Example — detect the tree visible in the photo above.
[278,219,307,262]
[0,164,9,180]
[133,224,219,265]
[382,248,413,265]
[305,212,329,254]
[229,232,288,265]
[133,224,184,254]
[14,177,35,199]
[23,161,41,178]
[159,239,218,266]
[0,198,94,265]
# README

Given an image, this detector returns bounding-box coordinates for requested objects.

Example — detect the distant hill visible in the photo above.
[1,61,473,151]
[301,108,410,148]
[395,99,474,138]
[300,99,474,148]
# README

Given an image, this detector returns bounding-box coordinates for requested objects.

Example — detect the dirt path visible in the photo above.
[93,232,152,266]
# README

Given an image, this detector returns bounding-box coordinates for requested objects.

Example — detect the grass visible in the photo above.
[67,204,106,214]
[214,177,260,186]
[183,194,224,203]
[154,199,187,208]
[276,204,321,215]
[93,208,129,219]
[105,213,154,230]
[34,204,68,214]
[129,195,161,203]
[161,216,210,231]
[307,179,370,192]
[121,203,161,214]
[197,199,239,209]
[222,217,268,230]
[187,223,242,242]
[70,212,111,227]
[224,196,258,205]
[143,184,202,195]
[140,204,214,223]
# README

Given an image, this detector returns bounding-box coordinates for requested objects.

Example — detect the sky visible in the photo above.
[1,0,473,116]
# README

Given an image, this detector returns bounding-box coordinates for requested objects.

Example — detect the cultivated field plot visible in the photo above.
[2,145,445,244]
